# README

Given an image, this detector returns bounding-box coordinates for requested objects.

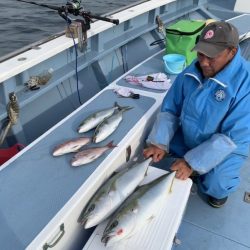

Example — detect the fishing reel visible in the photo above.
[17,0,119,26]
[66,0,82,15]
[17,0,119,50]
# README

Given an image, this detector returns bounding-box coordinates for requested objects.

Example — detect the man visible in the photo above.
[143,21,250,208]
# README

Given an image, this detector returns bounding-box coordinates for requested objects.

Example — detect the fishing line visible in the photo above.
[65,10,82,106]
[17,0,119,106]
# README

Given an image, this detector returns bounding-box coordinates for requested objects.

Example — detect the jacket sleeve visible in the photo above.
[184,91,250,174]
[147,73,185,151]
[184,134,237,174]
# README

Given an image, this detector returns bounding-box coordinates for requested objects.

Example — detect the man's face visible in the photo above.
[197,47,237,78]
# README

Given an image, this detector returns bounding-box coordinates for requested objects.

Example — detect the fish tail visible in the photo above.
[106,141,117,148]
[114,101,119,108]
[114,101,124,111]
[168,172,175,193]
[114,102,133,112]
[121,106,133,112]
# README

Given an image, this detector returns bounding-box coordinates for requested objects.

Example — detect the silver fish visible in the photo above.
[71,141,116,166]
[52,137,91,156]
[93,106,132,143]
[77,158,152,229]
[101,171,176,247]
[78,102,125,133]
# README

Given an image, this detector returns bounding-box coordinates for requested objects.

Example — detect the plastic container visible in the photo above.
[163,54,186,74]
[0,144,25,165]
[38,68,54,85]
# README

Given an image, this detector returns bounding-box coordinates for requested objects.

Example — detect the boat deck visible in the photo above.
[112,15,250,248]
[0,11,250,250]
[174,158,250,250]
[175,16,250,250]
[0,89,156,249]
[83,32,250,248]
[1,45,249,250]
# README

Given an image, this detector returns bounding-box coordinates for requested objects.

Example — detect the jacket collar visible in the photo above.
[184,47,242,88]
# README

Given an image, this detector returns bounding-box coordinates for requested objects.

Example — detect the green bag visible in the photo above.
[165,20,206,65]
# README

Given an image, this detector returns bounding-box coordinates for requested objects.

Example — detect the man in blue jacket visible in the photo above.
[143,21,250,208]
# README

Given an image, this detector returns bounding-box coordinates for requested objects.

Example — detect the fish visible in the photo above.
[71,141,116,166]
[77,158,152,229]
[52,137,91,156]
[93,106,132,143]
[78,102,126,133]
[101,171,176,247]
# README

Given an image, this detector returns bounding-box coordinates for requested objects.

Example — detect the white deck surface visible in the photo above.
[83,167,192,250]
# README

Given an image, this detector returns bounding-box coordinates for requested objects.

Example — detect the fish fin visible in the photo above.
[108,190,115,197]
[145,166,150,177]
[147,215,155,222]
[121,106,133,112]
[114,102,133,112]
[93,127,99,138]
[77,207,86,224]
[76,146,85,152]
[114,101,119,108]
[168,172,175,194]
[144,159,153,176]
[109,171,118,178]
[93,117,110,143]
[131,208,138,214]
[94,119,105,134]
[90,155,98,160]
[106,141,117,148]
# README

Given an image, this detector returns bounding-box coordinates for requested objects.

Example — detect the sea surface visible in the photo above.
[0,0,138,58]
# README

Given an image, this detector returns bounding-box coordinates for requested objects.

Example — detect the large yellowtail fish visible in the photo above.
[78,102,127,133]
[71,141,116,166]
[78,158,152,228]
[93,106,132,143]
[52,137,91,156]
[101,171,176,247]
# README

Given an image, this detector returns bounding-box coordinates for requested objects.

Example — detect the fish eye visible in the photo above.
[88,204,95,212]
[110,220,118,229]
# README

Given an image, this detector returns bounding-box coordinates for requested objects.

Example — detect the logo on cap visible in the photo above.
[204,30,214,39]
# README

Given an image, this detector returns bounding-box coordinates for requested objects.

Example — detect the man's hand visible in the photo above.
[143,145,166,162]
[170,159,193,180]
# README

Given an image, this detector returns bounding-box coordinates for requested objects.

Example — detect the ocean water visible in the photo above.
[0,0,137,58]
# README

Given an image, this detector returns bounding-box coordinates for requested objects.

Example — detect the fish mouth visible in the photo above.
[101,234,114,246]
[81,219,88,228]
[71,160,78,167]
[101,235,109,244]
[78,215,97,229]
[77,216,87,226]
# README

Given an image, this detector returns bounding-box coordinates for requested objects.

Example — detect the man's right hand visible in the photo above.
[143,144,167,162]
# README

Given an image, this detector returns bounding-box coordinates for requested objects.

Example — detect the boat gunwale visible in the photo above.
[0,0,176,84]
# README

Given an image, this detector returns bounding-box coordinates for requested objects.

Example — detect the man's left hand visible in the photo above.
[170,159,193,180]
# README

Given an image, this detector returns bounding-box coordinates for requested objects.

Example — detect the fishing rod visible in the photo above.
[16,0,120,105]
[16,0,120,26]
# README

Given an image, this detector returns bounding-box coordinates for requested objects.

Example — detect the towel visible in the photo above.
[124,73,171,90]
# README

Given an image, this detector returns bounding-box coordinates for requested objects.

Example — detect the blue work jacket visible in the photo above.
[148,48,250,174]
